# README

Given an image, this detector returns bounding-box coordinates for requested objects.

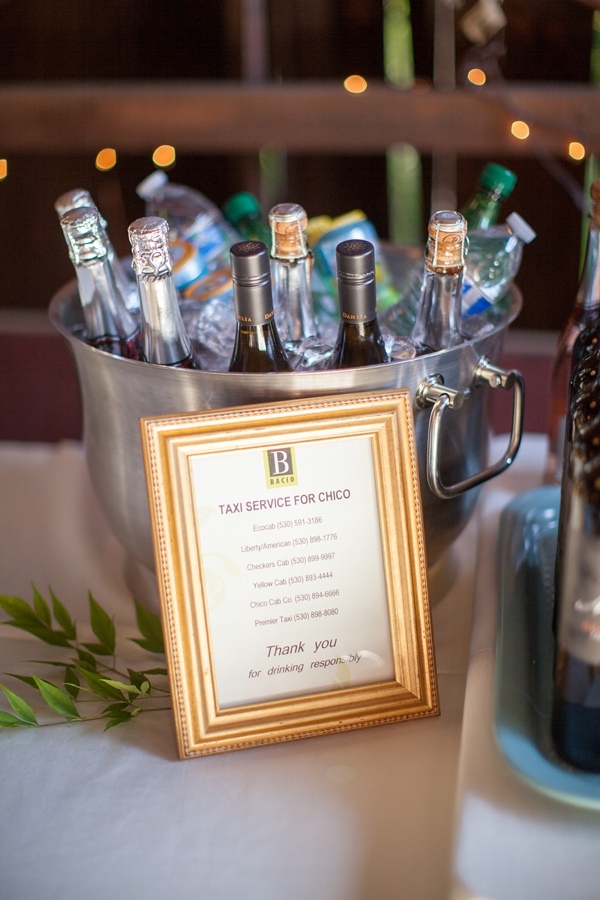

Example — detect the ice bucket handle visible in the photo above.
[416,356,525,500]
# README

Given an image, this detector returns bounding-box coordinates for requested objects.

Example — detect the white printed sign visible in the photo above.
[190,436,394,708]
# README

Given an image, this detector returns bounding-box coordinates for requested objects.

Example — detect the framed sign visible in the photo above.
[140,389,438,758]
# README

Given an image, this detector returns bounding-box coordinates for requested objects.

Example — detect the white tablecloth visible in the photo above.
[0,435,596,899]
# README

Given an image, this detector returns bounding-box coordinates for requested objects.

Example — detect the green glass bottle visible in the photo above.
[330,239,389,369]
[228,241,292,373]
[460,162,517,231]
[222,192,271,245]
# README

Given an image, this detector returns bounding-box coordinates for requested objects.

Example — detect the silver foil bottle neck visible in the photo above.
[60,206,108,267]
[128,216,173,281]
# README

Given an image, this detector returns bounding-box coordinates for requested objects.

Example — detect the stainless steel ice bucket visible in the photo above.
[48,248,524,581]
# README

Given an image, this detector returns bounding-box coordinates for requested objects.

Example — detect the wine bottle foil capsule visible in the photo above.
[336,239,377,321]
[128,216,173,281]
[269,203,309,260]
[54,188,108,229]
[60,206,108,267]
[230,240,274,325]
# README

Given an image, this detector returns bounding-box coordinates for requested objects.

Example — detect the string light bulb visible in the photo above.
[467,68,486,86]
[152,145,176,168]
[0,159,7,180]
[95,148,117,171]
[343,75,367,94]
[511,120,530,140]
[568,141,585,161]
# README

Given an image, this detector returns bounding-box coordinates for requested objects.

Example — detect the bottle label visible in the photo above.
[560,530,600,666]
[461,276,492,317]
[187,219,228,263]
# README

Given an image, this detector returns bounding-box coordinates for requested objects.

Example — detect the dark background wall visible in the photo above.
[0,0,594,332]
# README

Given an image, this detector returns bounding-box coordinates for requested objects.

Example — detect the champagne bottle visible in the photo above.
[460,162,517,231]
[54,187,139,314]
[553,421,600,771]
[59,206,141,359]
[545,181,600,485]
[228,241,291,373]
[269,203,318,344]
[411,210,468,353]
[330,239,389,369]
[128,216,197,368]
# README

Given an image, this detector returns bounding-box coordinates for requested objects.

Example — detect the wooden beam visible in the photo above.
[0,80,598,156]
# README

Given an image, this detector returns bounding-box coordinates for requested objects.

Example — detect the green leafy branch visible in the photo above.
[0,586,170,731]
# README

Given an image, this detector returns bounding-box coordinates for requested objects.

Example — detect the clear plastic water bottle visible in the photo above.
[136,171,240,276]
[461,212,536,317]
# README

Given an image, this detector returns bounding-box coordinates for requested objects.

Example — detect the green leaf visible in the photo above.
[32,676,82,720]
[0,594,39,623]
[100,678,144,696]
[5,673,38,689]
[0,683,38,725]
[88,593,115,655]
[127,668,154,691]
[75,648,98,670]
[74,665,125,701]
[140,667,169,677]
[4,619,71,647]
[81,642,114,657]
[103,710,133,730]
[64,666,80,699]
[102,702,130,716]
[32,586,52,627]
[0,710,26,727]
[132,601,164,655]
[50,588,76,640]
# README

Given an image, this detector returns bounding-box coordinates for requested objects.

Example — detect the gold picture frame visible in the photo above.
[140,389,438,758]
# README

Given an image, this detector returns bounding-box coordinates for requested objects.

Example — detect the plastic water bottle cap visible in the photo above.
[136,170,168,201]
[506,212,536,244]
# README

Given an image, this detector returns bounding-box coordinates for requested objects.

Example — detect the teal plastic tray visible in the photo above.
[496,486,600,808]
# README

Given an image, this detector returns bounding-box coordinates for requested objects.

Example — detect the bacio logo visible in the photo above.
[264,447,297,489]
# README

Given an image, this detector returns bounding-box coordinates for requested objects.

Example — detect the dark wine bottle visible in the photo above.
[330,239,389,369]
[228,241,292,373]
[545,181,600,484]
[553,442,600,771]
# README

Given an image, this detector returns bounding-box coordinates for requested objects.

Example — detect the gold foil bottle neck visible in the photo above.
[60,206,108,267]
[269,203,309,259]
[425,210,467,269]
[128,216,173,280]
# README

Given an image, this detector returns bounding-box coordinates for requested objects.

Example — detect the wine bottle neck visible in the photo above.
[577,225,600,312]
[412,269,463,351]
[138,273,192,365]
[75,256,137,342]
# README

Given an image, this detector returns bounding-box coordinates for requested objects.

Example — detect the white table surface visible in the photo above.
[0,434,596,900]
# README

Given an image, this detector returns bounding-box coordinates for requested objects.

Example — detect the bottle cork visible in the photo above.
[269,203,309,260]
[426,210,467,270]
